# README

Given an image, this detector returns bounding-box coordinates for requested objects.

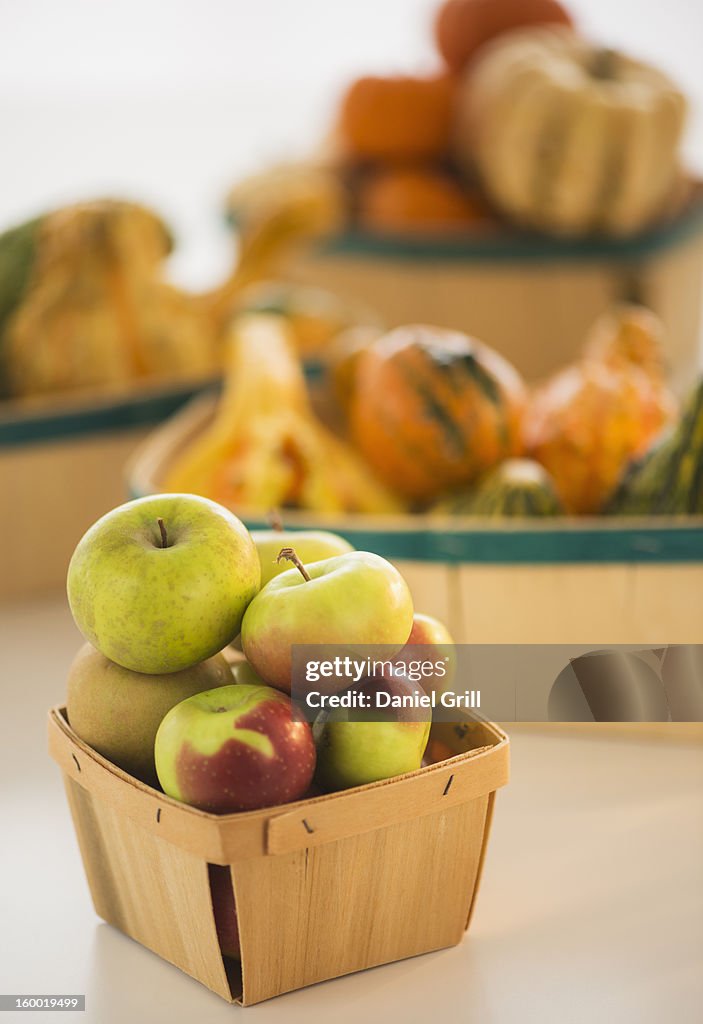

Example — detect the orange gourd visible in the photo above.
[525,311,677,514]
[436,0,574,72]
[338,75,455,161]
[350,324,526,501]
[585,303,668,381]
[358,166,491,233]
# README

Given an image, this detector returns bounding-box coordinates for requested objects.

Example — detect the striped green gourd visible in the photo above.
[607,380,703,514]
[433,458,564,516]
[350,325,526,502]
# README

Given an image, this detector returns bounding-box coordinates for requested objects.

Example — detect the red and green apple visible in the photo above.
[240,549,414,693]
[154,683,316,812]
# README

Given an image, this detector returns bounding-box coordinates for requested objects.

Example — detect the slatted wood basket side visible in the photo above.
[0,376,218,602]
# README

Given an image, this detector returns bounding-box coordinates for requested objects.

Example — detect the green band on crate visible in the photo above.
[0,383,220,447]
[316,208,703,264]
[0,363,328,448]
[121,494,703,564]
[226,193,703,265]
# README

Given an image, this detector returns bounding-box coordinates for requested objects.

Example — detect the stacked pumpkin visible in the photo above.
[331,0,688,238]
[334,306,702,517]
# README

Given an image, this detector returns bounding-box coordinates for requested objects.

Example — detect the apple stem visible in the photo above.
[277,546,311,582]
[157,518,169,549]
[267,508,284,532]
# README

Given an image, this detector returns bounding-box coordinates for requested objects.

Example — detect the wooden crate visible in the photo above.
[48,706,508,1005]
[127,394,703,647]
[284,198,703,394]
[0,377,217,602]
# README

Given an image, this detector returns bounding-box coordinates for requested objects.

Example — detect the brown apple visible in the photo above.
[66,643,233,785]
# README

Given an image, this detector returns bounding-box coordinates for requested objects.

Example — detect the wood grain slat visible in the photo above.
[456,564,703,644]
[235,796,489,1005]
[266,742,507,856]
[63,776,233,1001]
[0,428,150,601]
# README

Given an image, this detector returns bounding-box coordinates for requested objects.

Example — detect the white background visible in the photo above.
[1,0,703,288]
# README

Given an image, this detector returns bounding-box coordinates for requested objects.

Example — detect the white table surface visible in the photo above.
[0,593,702,1024]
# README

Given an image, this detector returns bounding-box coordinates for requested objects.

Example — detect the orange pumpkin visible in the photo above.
[525,358,677,515]
[435,0,574,72]
[326,323,384,413]
[358,166,492,233]
[338,75,455,161]
[350,325,526,501]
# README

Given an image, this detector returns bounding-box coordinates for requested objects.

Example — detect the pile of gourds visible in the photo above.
[332,303,702,517]
[0,201,210,398]
[0,182,340,400]
[230,0,689,239]
[166,300,702,519]
[165,313,401,516]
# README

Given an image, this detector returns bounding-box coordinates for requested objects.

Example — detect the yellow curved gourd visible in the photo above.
[165,314,403,516]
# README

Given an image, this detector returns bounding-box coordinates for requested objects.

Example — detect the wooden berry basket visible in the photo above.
[128,394,703,646]
[48,705,509,1005]
[0,376,218,602]
[280,189,703,395]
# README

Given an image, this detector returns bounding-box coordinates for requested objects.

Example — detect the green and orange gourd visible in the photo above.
[349,324,526,502]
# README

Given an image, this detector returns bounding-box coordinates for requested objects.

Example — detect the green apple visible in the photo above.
[251,529,353,587]
[314,676,431,791]
[67,494,260,674]
[66,643,232,785]
[240,550,414,693]
[231,658,267,687]
[155,683,316,812]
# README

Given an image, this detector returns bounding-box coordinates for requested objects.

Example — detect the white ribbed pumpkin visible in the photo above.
[455,26,687,236]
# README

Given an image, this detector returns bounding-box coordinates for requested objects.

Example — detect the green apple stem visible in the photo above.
[590,47,617,80]
[276,546,311,582]
[267,508,284,532]
[157,518,169,549]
